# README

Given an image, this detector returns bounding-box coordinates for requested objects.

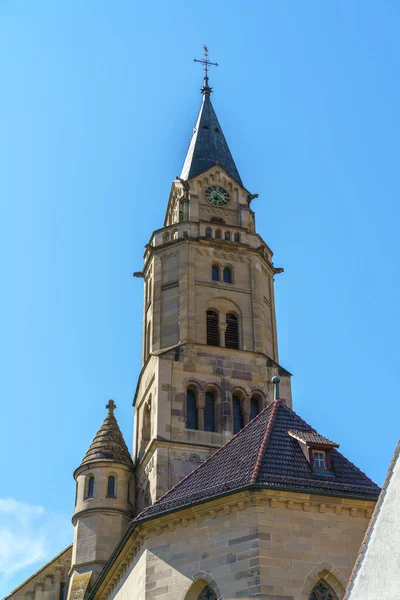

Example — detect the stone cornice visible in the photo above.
[195,280,251,294]
[72,505,133,526]
[88,488,376,600]
[142,234,276,276]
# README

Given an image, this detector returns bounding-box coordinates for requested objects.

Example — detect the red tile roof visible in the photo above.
[136,400,380,521]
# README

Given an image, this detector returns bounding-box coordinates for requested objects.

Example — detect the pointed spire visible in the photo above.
[180,94,243,185]
[79,400,133,468]
[182,48,243,186]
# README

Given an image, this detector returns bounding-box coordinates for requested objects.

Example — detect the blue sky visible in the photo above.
[1,1,399,595]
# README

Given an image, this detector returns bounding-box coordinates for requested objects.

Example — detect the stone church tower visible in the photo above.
[5,53,383,600]
[133,69,292,507]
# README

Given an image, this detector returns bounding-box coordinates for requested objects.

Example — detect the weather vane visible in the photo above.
[194,45,218,94]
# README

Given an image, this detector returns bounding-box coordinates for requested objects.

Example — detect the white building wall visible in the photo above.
[346,444,400,600]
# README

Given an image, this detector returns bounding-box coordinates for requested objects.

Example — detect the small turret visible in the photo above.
[71,400,134,582]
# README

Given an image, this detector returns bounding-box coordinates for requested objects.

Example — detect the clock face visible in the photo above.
[204,185,230,206]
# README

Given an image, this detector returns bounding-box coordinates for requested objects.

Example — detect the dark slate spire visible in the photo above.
[79,400,133,468]
[180,78,243,186]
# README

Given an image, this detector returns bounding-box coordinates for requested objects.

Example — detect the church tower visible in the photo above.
[133,50,292,507]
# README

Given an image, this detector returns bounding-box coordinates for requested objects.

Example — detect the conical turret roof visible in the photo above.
[79,400,133,469]
[180,92,243,186]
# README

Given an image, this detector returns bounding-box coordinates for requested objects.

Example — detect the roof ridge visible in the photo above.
[250,399,281,484]
[278,401,318,433]
[134,401,274,517]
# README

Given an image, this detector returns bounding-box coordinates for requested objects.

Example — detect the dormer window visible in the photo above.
[288,429,339,473]
[313,450,327,469]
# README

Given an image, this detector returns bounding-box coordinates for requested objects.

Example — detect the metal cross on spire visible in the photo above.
[194,45,218,95]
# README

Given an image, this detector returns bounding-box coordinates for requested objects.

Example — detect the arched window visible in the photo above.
[223,266,233,284]
[205,227,212,238]
[250,396,261,420]
[186,389,198,430]
[225,231,231,241]
[309,581,338,600]
[143,401,151,442]
[212,264,220,282]
[215,229,222,239]
[172,229,178,240]
[146,321,151,356]
[234,232,240,242]
[107,475,116,497]
[225,313,239,349]
[232,395,244,434]
[206,310,220,346]
[144,482,151,507]
[86,476,94,499]
[198,586,217,600]
[163,232,170,243]
[204,391,216,432]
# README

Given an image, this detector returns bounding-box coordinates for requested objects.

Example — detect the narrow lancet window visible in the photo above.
[87,476,94,499]
[107,475,116,497]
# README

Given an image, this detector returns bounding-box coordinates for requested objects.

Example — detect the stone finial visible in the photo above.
[106,399,116,414]
[271,376,281,401]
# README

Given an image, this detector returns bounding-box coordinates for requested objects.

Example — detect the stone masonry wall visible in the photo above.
[101,489,375,600]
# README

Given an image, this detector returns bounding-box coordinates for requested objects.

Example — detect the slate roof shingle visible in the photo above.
[180,94,243,186]
[136,400,380,521]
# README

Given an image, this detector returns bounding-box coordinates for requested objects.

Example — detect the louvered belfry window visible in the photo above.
[206,310,219,346]
[225,313,239,349]
[204,391,216,432]
[250,397,260,420]
[186,389,198,430]
[233,396,244,434]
